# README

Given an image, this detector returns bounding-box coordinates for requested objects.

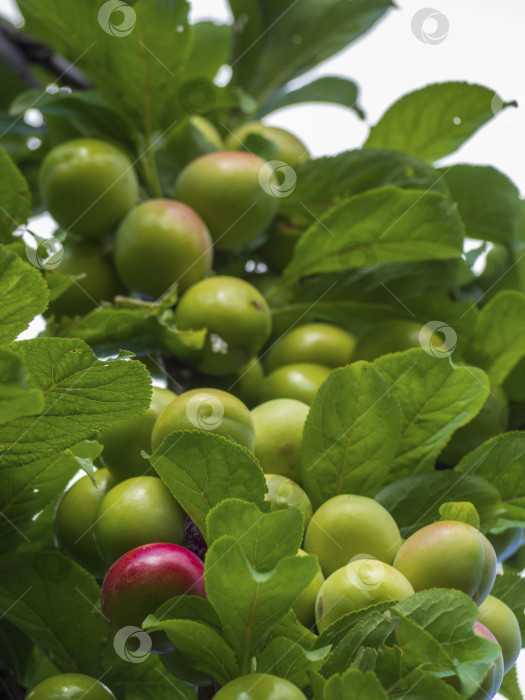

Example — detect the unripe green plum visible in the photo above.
[54,468,117,576]
[393,521,497,603]
[260,363,331,405]
[477,595,522,673]
[470,622,504,700]
[94,476,186,564]
[99,386,176,481]
[293,549,324,628]
[175,276,272,375]
[235,357,264,407]
[213,674,307,700]
[47,235,124,318]
[226,123,310,166]
[101,542,205,652]
[113,199,213,299]
[152,388,255,452]
[174,151,278,250]
[488,527,524,563]
[353,320,436,361]
[264,323,356,372]
[315,558,415,633]
[252,399,309,481]
[40,138,138,239]
[304,495,402,577]
[438,384,509,466]
[265,474,313,528]
[27,673,116,700]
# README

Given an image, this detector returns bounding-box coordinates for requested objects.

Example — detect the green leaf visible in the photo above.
[257,637,330,690]
[0,338,151,467]
[205,535,319,672]
[314,602,393,652]
[439,502,480,529]
[145,595,221,631]
[372,350,489,478]
[466,291,525,384]
[0,551,106,676]
[300,363,401,508]
[150,432,267,538]
[207,499,304,571]
[0,146,31,241]
[228,0,392,101]
[187,22,232,80]
[490,574,525,638]
[0,349,44,423]
[18,0,192,132]
[0,451,80,545]
[499,664,524,700]
[0,246,49,344]
[455,433,525,526]
[324,668,387,699]
[258,76,363,119]
[282,187,464,283]
[375,472,502,537]
[145,619,237,685]
[0,619,33,684]
[268,609,317,651]
[279,149,449,226]
[440,164,521,246]
[365,82,506,161]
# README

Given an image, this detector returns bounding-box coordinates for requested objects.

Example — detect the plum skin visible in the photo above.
[101,542,205,652]
[393,520,497,604]
[477,594,522,673]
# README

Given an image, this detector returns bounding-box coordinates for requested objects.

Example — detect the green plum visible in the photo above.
[304,495,402,577]
[264,323,356,372]
[477,595,522,673]
[252,399,310,481]
[152,387,255,452]
[226,123,310,166]
[27,674,116,700]
[393,520,497,603]
[315,558,415,633]
[293,549,324,628]
[259,363,331,405]
[265,474,313,528]
[213,674,307,700]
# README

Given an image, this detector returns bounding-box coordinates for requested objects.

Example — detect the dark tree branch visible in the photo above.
[0,21,90,90]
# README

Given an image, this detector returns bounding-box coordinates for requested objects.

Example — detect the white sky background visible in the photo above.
[1,0,524,694]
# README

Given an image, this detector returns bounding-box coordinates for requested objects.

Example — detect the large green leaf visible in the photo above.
[281,187,464,284]
[0,146,31,241]
[228,0,393,101]
[0,349,44,423]
[258,76,363,119]
[0,552,106,676]
[300,363,401,508]
[0,246,49,344]
[440,165,520,246]
[257,637,330,691]
[372,350,489,478]
[324,669,387,699]
[17,0,192,132]
[0,338,151,466]
[365,82,509,161]
[187,21,232,80]
[150,432,267,538]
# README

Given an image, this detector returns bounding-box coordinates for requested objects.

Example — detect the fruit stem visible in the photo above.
[143,148,163,198]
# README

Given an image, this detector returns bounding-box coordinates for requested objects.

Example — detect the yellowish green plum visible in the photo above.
[293,549,324,628]
[27,674,116,700]
[264,323,356,372]
[477,595,522,673]
[265,474,313,528]
[99,386,176,481]
[226,123,310,166]
[394,521,497,603]
[353,320,437,361]
[315,558,415,633]
[304,495,402,577]
[252,399,309,481]
[152,388,255,452]
[470,622,504,699]
[54,468,116,575]
[94,476,186,565]
[260,363,331,405]
[213,674,307,700]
